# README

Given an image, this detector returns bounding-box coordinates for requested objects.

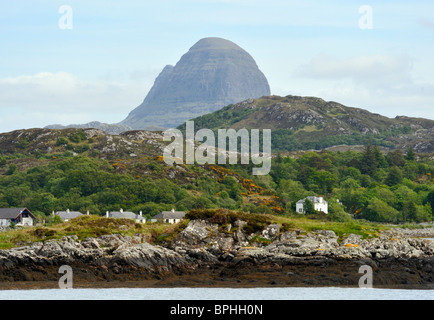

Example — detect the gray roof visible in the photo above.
[152,211,186,220]
[108,211,146,220]
[0,208,35,220]
[56,211,83,220]
[297,196,328,204]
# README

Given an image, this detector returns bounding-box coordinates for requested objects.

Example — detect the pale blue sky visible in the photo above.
[0,0,433,132]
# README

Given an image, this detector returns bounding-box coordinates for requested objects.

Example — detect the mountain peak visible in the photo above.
[189,37,244,51]
[120,37,270,129]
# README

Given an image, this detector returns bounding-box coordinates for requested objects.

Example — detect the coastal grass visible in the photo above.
[186,209,388,241]
[0,211,390,250]
[0,215,177,249]
[268,214,388,241]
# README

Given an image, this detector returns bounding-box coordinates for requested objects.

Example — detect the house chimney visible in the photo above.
[139,211,143,217]
[319,196,323,203]
[66,209,70,214]
[120,208,123,213]
[171,208,175,213]
[87,210,89,215]
[106,211,109,218]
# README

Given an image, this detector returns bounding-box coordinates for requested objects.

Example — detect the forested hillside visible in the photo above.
[0,127,433,224]
[270,146,434,223]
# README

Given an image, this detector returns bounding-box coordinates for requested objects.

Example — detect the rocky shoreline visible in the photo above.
[0,221,433,290]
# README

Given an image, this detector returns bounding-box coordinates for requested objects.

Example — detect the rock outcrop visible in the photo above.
[0,222,433,288]
[0,127,167,161]
[120,37,271,129]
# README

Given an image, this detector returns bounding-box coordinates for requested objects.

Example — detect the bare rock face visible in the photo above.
[121,37,271,129]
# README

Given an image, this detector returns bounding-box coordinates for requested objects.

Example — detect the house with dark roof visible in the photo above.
[105,208,146,223]
[0,208,36,227]
[54,209,85,222]
[151,208,186,224]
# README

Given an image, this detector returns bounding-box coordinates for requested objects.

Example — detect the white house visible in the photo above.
[0,208,36,227]
[151,208,186,224]
[106,208,146,223]
[296,196,328,214]
[54,209,85,222]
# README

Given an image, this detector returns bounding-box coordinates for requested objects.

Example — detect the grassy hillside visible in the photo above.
[181,95,434,152]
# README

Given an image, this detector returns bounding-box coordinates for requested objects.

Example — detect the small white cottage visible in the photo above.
[151,209,186,224]
[0,208,36,227]
[296,196,328,214]
[54,209,85,222]
[106,208,146,223]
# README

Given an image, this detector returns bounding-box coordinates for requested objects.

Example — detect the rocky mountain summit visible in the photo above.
[43,37,270,133]
[120,37,270,129]
[1,219,433,288]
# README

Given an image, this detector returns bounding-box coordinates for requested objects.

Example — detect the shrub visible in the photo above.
[56,137,69,146]
[69,131,87,143]
[74,144,90,153]
[5,164,17,175]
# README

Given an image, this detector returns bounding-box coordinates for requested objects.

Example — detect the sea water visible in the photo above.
[0,287,432,300]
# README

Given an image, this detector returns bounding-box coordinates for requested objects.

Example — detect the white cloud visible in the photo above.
[0,72,152,132]
[288,53,434,120]
[294,54,413,85]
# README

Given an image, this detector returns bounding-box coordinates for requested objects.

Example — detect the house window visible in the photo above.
[299,208,303,213]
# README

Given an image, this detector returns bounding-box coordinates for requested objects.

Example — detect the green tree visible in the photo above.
[405,147,416,161]
[5,185,32,207]
[384,166,403,186]
[0,156,6,167]
[309,170,338,194]
[365,198,400,223]
[340,177,361,190]
[5,164,17,176]
[360,143,379,176]
[304,199,315,214]
[425,190,434,213]
[386,150,405,167]
[277,179,309,205]
[328,199,352,222]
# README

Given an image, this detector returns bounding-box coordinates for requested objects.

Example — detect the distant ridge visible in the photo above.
[184,95,434,153]
[45,121,165,135]
[45,121,134,135]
